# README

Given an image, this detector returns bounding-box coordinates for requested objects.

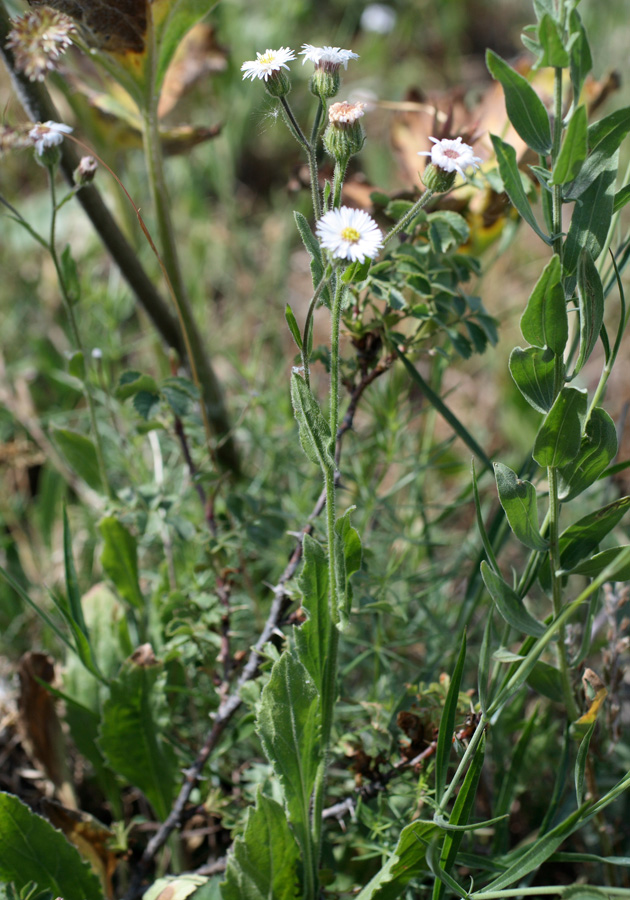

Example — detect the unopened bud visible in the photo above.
[421,163,457,193]
[74,155,98,186]
[323,101,365,163]
[309,68,340,99]
[264,69,291,98]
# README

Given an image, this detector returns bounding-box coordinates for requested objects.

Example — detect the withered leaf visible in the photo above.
[28,0,147,54]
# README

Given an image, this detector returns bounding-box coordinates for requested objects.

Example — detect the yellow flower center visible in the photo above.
[260,51,275,64]
[341,226,360,243]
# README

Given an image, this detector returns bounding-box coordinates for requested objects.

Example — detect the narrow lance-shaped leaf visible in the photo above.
[435,632,466,805]
[565,108,630,200]
[568,10,593,103]
[563,153,619,279]
[494,462,548,551]
[290,373,334,470]
[334,508,362,631]
[481,562,546,637]
[556,496,630,572]
[99,517,144,610]
[285,303,302,350]
[557,407,617,500]
[564,546,630,582]
[533,387,588,468]
[535,14,570,68]
[221,790,300,900]
[486,50,552,154]
[550,105,588,185]
[509,346,558,413]
[490,135,551,245]
[294,535,330,694]
[520,254,567,354]
[575,721,597,807]
[573,249,604,376]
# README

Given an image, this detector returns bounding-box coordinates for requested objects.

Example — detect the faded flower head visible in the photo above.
[241,47,295,82]
[74,155,98,185]
[0,125,36,156]
[316,206,383,263]
[418,136,482,180]
[29,121,73,156]
[328,101,365,126]
[300,44,358,73]
[6,9,76,82]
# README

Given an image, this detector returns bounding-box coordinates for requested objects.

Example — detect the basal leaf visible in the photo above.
[0,792,103,900]
[550,105,587,185]
[490,135,551,244]
[52,428,103,491]
[557,407,617,501]
[98,647,177,820]
[494,462,548,551]
[355,821,439,900]
[222,791,300,900]
[290,373,334,470]
[294,535,330,694]
[481,561,546,637]
[573,250,604,376]
[520,254,567,354]
[509,346,557,413]
[486,51,552,154]
[99,516,144,610]
[533,387,588,468]
[256,651,320,858]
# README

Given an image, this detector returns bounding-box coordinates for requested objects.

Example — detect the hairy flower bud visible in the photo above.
[323,101,365,163]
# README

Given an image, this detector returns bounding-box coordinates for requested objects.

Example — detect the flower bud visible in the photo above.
[309,68,340,99]
[74,155,98,186]
[264,68,292,98]
[323,101,365,163]
[421,163,457,193]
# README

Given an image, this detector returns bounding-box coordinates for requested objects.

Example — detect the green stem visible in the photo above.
[383,189,435,246]
[473,889,630,899]
[437,714,487,812]
[310,97,325,147]
[311,276,345,874]
[332,158,349,209]
[301,266,334,387]
[279,97,321,220]
[49,169,113,498]
[547,466,580,721]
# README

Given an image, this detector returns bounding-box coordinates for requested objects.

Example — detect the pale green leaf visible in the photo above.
[509,346,557,413]
[494,462,548,551]
[481,562,546,637]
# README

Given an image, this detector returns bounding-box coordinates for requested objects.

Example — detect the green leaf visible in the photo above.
[527,661,565,703]
[334,507,362,630]
[494,462,548,552]
[342,257,372,284]
[520,254,567,354]
[572,250,604,376]
[490,135,551,244]
[153,0,217,95]
[575,720,596,806]
[533,387,588,468]
[63,507,88,638]
[481,561,546,637]
[563,153,619,278]
[478,615,493,715]
[568,10,593,102]
[161,376,197,417]
[536,14,570,68]
[435,632,466,804]
[133,391,160,420]
[0,792,104,900]
[221,791,300,900]
[427,211,470,252]
[52,428,102,491]
[294,211,327,301]
[494,711,538,851]
[67,351,85,381]
[563,546,630,581]
[284,304,302,350]
[555,496,630,573]
[144,874,221,900]
[509,346,557,413]
[294,535,330,694]
[613,183,630,214]
[355,821,439,900]
[115,371,160,400]
[486,51,552,154]
[557,407,617,501]
[565,108,630,200]
[60,244,81,304]
[290,373,334,470]
[99,517,144,610]
[550,105,588,185]
[256,651,320,858]
[98,649,177,821]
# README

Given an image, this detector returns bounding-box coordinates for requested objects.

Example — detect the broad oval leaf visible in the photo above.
[533,387,588,468]
[481,561,546,637]
[557,407,617,501]
[520,254,568,354]
[494,462,548,551]
[509,346,557,413]
[0,792,104,900]
[486,51,552,154]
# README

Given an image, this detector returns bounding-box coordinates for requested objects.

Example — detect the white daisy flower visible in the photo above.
[300,44,358,72]
[241,47,295,81]
[418,136,482,180]
[316,206,383,263]
[28,120,73,155]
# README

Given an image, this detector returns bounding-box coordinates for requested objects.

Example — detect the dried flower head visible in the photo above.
[28,121,73,155]
[6,9,76,82]
[0,125,35,156]
[300,45,358,73]
[328,101,365,126]
[316,206,383,263]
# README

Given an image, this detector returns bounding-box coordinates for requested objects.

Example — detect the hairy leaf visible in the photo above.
[294,535,330,694]
[290,373,334,470]
[334,508,362,630]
